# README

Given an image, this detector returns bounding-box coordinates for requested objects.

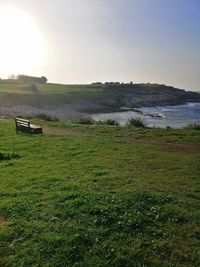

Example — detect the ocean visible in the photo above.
[92,102,200,128]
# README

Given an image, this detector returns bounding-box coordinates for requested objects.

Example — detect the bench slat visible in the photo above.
[17,123,29,127]
[15,118,30,123]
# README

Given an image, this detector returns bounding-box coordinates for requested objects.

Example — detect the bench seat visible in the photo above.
[30,124,43,133]
[30,124,42,129]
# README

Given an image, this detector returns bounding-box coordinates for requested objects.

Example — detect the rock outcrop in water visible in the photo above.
[77,83,200,113]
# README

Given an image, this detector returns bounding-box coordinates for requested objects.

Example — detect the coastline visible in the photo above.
[83,98,200,114]
[0,82,200,119]
[91,102,200,128]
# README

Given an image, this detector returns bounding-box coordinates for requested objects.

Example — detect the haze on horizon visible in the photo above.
[0,0,199,91]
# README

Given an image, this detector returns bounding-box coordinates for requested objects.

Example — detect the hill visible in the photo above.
[0,80,200,119]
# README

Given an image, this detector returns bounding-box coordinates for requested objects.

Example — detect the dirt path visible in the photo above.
[43,126,200,152]
[43,126,89,137]
[118,136,200,152]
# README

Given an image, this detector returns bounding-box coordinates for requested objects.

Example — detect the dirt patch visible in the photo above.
[43,126,200,152]
[117,136,200,152]
[0,217,7,226]
[43,126,89,137]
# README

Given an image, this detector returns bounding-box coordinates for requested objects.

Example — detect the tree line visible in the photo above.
[0,75,48,83]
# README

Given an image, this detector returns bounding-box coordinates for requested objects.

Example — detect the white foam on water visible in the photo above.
[92,102,200,128]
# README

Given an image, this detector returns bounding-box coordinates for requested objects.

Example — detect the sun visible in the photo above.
[0,7,47,75]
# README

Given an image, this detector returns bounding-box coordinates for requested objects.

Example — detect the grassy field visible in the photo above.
[0,82,102,94]
[0,81,108,113]
[0,118,200,267]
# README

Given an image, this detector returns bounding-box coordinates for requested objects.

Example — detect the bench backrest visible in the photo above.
[15,118,30,129]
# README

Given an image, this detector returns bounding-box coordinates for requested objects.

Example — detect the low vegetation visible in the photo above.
[186,122,200,130]
[36,113,59,122]
[126,117,147,128]
[74,117,119,126]
[96,119,119,126]
[75,117,95,125]
[0,151,20,161]
[0,118,200,267]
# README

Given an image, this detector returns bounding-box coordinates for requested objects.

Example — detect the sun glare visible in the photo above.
[0,7,47,75]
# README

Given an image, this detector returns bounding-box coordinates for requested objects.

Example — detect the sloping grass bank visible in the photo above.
[0,119,200,267]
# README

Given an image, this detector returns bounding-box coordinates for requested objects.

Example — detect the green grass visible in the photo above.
[0,81,102,94]
[0,82,106,110]
[0,82,34,94]
[0,119,200,266]
[0,151,20,161]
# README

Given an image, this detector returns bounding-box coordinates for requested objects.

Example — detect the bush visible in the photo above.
[36,113,59,122]
[126,117,147,128]
[186,123,200,130]
[97,119,119,126]
[76,117,95,125]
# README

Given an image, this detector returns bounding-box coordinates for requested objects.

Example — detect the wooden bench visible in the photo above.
[15,118,43,134]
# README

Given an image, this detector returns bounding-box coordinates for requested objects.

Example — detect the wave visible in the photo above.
[187,102,200,110]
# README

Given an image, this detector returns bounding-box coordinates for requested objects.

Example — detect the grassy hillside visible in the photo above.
[0,118,200,266]
[0,80,199,118]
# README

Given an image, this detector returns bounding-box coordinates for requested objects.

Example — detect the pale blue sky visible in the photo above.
[0,0,200,90]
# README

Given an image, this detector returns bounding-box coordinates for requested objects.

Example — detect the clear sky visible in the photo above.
[0,0,200,90]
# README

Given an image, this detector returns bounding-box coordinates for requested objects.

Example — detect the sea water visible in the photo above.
[92,102,200,128]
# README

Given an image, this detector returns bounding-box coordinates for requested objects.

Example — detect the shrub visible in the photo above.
[166,126,171,130]
[126,117,147,128]
[76,117,95,125]
[186,123,200,130]
[37,113,59,122]
[97,119,119,126]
